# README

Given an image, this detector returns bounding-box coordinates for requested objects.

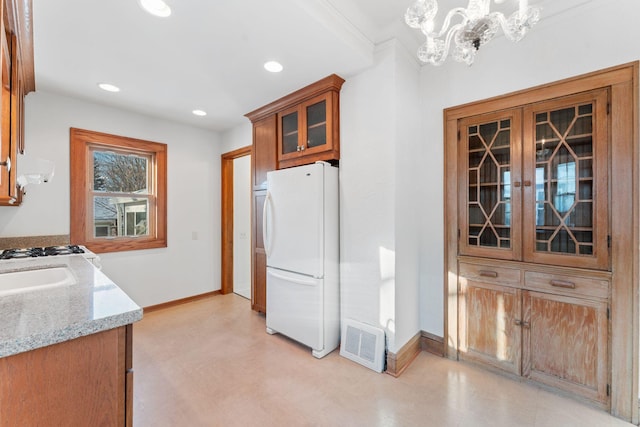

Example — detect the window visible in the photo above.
[70,128,167,253]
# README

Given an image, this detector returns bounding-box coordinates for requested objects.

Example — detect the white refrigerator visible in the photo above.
[263,162,339,358]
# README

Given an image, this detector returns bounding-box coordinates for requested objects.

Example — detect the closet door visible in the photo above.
[521,89,609,270]
[458,110,522,260]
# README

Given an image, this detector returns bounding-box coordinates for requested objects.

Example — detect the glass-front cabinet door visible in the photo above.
[279,107,299,157]
[277,92,333,165]
[522,89,609,270]
[459,110,522,260]
[459,89,609,269]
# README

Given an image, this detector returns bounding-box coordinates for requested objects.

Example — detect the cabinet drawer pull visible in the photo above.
[550,279,576,289]
[514,319,522,326]
[479,270,498,278]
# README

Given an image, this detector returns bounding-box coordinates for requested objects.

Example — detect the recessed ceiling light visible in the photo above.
[264,61,283,73]
[98,83,120,92]
[139,0,171,18]
[192,110,207,116]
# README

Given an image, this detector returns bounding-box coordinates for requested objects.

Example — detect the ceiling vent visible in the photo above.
[340,319,385,373]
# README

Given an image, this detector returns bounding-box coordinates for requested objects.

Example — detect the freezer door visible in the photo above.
[266,268,323,351]
[264,163,324,277]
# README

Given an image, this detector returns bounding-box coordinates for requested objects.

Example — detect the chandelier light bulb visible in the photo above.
[405,0,541,66]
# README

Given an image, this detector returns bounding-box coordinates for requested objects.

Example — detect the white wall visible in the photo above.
[394,41,422,351]
[340,43,395,344]
[417,0,640,336]
[0,91,221,307]
[342,41,419,351]
[221,122,252,154]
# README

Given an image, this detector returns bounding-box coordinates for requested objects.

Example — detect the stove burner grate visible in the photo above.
[0,245,85,260]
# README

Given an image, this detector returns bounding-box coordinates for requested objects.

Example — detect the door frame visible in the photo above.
[221,145,252,295]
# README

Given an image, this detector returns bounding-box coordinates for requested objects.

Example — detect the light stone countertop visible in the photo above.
[0,254,143,358]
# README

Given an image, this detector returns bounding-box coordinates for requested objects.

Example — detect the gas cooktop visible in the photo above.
[0,245,86,260]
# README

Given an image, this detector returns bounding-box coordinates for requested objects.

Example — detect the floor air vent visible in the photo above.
[340,319,385,373]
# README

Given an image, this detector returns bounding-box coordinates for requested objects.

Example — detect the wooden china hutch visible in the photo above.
[445,63,638,421]
[245,74,344,313]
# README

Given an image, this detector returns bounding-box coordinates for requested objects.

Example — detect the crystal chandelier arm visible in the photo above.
[437,23,465,65]
[425,7,469,38]
[492,12,515,40]
[496,8,541,42]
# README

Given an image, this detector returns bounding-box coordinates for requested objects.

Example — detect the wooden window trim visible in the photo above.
[70,128,167,254]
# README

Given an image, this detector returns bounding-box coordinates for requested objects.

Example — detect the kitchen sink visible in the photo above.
[0,266,77,295]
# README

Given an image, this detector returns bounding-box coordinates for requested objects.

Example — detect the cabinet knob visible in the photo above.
[0,157,10,172]
[513,181,521,188]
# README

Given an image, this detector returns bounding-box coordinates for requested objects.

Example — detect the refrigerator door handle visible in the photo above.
[268,269,318,287]
[263,191,272,258]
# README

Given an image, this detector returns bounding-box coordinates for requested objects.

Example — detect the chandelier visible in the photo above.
[405,0,541,66]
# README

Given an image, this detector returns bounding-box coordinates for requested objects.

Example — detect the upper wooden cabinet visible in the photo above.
[251,115,277,191]
[246,74,344,170]
[0,0,35,206]
[458,89,609,271]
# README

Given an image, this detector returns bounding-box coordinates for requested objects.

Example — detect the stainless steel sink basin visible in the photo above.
[0,266,77,295]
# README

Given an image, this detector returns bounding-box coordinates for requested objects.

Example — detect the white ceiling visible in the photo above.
[31,0,585,133]
[31,0,413,132]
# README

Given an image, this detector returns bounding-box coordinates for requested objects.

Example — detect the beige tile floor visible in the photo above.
[133,293,634,427]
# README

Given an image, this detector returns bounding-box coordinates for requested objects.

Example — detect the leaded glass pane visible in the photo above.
[533,101,595,256]
[466,117,512,251]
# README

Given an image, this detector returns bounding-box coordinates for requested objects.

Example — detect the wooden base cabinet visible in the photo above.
[248,116,276,314]
[252,191,267,313]
[459,260,609,407]
[0,325,134,426]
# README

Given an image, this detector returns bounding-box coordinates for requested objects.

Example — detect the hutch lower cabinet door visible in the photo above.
[523,290,608,405]
[459,278,522,376]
